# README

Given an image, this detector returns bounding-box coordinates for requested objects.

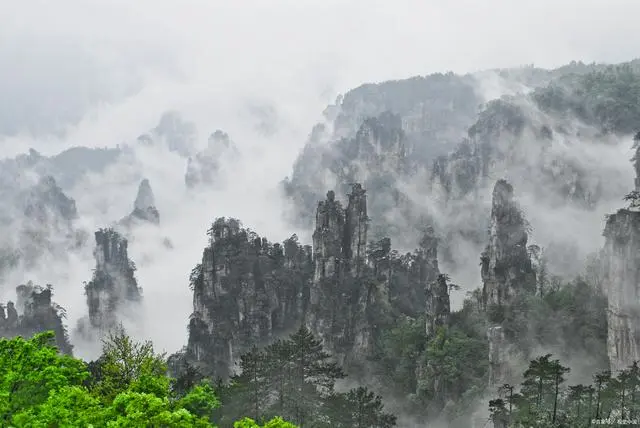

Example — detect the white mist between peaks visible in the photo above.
[0,91,321,360]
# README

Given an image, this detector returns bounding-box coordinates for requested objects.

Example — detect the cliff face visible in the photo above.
[78,229,141,336]
[602,143,640,372]
[311,183,368,281]
[602,209,640,372]
[186,218,313,378]
[425,274,451,336]
[481,180,536,309]
[308,184,377,365]
[0,282,72,354]
[481,180,536,389]
[182,184,445,379]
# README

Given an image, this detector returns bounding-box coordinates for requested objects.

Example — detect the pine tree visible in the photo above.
[232,346,270,421]
[288,326,345,426]
[550,359,570,423]
[327,387,396,428]
[264,339,295,420]
[488,398,509,428]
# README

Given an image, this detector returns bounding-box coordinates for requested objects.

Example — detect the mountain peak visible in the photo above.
[120,179,160,226]
[134,178,155,212]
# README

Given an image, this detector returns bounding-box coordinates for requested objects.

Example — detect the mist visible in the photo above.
[1,2,640,417]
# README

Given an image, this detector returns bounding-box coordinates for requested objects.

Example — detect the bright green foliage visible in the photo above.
[0,331,89,423]
[91,324,169,402]
[11,386,107,427]
[11,388,213,428]
[106,392,212,427]
[233,416,298,428]
[178,382,221,418]
[1,330,298,427]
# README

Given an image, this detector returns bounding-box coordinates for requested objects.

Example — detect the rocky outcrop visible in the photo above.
[602,209,640,373]
[602,142,640,373]
[0,282,72,354]
[183,183,444,379]
[16,175,81,266]
[425,274,451,336]
[185,130,239,188]
[481,180,536,309]
[288,65,637,284]
[481,180,535,391]
[77,229,141,336]
[283,112,421,248]
[311,183,368,281]
[285,65,633,259]
[307,184,377,365]
[186,218,313,378]
[0,301,18,332]
[138,111,197,157]
[284,73,481,233]
[120,179,160,226]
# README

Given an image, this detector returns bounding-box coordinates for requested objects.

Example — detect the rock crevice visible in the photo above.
[77,229,141,337]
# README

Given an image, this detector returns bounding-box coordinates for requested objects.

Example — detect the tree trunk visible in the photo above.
[621,383,626,420]
[552,370,560,423]
[596,382,602,419]
[538,376,544,411]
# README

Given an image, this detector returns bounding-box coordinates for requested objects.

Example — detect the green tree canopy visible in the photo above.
[1,330,298,428]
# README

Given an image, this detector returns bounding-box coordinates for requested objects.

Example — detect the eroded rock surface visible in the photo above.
[481,179,536,308]
[182,183,445,380]
[0,281,72,354]
[186,218,312,378]
[481,180,535,389]
[77,229,141,337]
[602,141,640,372]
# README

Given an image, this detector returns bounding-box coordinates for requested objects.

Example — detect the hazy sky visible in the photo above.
[1,0,639,139]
